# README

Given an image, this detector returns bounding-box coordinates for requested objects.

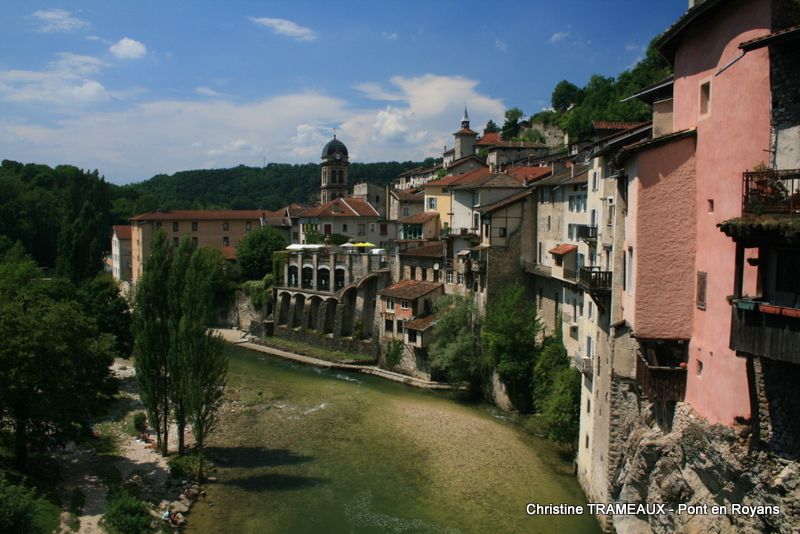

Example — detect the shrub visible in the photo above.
[384,339,404,370]
[168,453,206,480]
[103,490,150,534]
[132,412,148,434]
[0,475,39,534]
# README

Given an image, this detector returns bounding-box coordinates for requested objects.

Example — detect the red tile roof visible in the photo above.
[592,121,649,132]
[298,197,380,218]
[453,127,478,136]
[451,172,527,190]
[476,131,502,146]
[378,279,443,300]
[425,166,492,188]
[739,24,800,51]
[130,210,267,221]
[477,188,534,214]
[506,166,552,184]
[399,241,446,258]
[393,188,425,202]
[406,314,437,331]
[549,244,577,256]
[398,211,439,225]
[113,225,131,240]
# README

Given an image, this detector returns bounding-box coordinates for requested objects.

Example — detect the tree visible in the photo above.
[429,295,486,394]
[513,128,546,144]
[484,120,500,133]
[501,108,525,140]
[541,367,581,450]
[482,283,541,409]
[551,80,582,112]
[132,230,173,455]
[237,226,286,280]
[168,236,195,454]
[531,319,569,412]
[78,272,133,359]
[0,247,114,467]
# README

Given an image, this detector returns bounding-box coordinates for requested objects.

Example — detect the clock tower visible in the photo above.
[320,135,349,204]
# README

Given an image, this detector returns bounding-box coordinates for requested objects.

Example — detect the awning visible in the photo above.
[456,249,472,256]
[353,242,376,247]
[549,244,577,256]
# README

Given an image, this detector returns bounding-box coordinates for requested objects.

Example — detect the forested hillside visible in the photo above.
[112,160,425,221]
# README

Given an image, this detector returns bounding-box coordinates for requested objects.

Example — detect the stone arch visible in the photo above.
[317,265,331,291]
[338,287,357,338]
[277,291,292,326]
[358,276,378,340]
[291,294,306,328]
[307,296,323,331]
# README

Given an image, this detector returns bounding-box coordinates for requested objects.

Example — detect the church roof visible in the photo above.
[299,197,379,218]
[321,136,348,158]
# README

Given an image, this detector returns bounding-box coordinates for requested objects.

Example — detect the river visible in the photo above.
[186,344,600,533]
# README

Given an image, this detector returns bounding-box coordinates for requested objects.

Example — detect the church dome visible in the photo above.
[321,136,348,158]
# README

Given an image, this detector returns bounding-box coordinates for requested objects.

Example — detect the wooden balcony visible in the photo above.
[579,267,612,294]
[636,352,687,402]
[730,300,800,364]
[742,168,800,214]
[577,225,598,241]
[522,260,552,277]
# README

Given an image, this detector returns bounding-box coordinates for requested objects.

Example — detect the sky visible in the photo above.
[0,1,687,184]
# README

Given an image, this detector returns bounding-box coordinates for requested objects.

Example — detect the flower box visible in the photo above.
[758,303,783,315]
[736,299,757,311]
[781,307,800,318]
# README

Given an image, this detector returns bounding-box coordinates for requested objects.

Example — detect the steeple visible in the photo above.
[461,106,470,129]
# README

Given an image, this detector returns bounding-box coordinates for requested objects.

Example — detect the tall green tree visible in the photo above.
[501,108,525,140]
[484,120,500,133]
[551,80,582,112]
[78,272,133,359]
[542,367,582,450]
[132,230,173,455]
[430,295,486,394]
[531,318,569,412]
[168,236,195,454]
[482,283,541,410]
[236,226,286,281]
[0,246,114,467]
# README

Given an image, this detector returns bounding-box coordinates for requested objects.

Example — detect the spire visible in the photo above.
[461,105,470,129]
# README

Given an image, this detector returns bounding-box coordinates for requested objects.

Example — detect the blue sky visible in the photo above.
[1,1,686,184]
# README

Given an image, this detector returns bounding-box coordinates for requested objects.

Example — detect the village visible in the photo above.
[104,1,800,531]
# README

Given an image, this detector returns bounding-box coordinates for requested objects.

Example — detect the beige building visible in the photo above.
[130,210,269,284]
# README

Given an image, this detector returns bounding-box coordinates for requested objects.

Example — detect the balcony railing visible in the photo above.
[573,353,593,377]
[742,168,800,214]
[635,352,687,402]
[562,268,579,281]
[579,267,612,293]
[730,300,800,364]
[577,225,598,241]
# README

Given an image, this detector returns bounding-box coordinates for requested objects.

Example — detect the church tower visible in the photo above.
[453,106,477,160]
[320,135,349,204]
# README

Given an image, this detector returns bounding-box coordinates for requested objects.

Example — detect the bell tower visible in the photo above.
[320,134,349,204]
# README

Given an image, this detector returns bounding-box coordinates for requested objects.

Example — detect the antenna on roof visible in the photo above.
[333,127,337,139]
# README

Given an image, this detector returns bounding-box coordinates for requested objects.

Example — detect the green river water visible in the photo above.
[186,345,601,534]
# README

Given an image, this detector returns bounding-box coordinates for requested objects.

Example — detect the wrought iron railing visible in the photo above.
[577,225,598,240]
[742,168,800,214]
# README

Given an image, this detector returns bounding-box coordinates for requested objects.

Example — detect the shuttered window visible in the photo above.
[696,271,707,310]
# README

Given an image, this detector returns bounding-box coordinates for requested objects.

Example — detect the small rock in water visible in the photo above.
[171,501,189,514]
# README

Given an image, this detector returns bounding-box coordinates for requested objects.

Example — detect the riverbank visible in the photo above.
[213,328,457,390]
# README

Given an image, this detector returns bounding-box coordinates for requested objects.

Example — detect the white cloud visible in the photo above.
[0,74,505,182]
[382,31,398,41]
[32,9,89,33]
[495,39,508,52]
[195,86,222,97]
[109,38,147,60]
[625,43,642,52]
[250,17,317,42]
[549,31,569,44]
[0,53,109,105]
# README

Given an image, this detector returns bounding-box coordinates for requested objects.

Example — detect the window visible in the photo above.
[342,223,348,232]
[568,224,578,240]
[387,297,395,311]
[223,236,229,246]
[588,301,593,320]
[696,271,707,310]
[324,223,332,235]
[625,248,633,295]
[547,215,551,231]
[192,221,198,232]
[707,199,714,213]
[498,227,506,237]
[592,172,598,191]
[380,223,387,236]
[587,399,591,413]
[246,221,252,231]
[385,319,394,336]
[699,80,711,116]
[427,197,437,210]
[401,205,410,217]
[457,273,464,285]
[223,222,229,231]
[408,329,417,343]
[473,213,480,229]
[447,271,454,284]
[172,222,179,232]
[370,223,375,232]
[606,201,615,226]
[400,300,409,310]
[696,359,704,376]
[357,224,366,236]
[538,243,543,264]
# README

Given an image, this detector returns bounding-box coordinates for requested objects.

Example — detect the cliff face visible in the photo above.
[612,404,799,534]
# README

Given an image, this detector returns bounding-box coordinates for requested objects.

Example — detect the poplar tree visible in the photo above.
[168,236,194,454]
[132,230,173,455]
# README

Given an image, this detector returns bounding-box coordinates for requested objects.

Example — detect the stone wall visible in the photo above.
[273,324,379,360]
[755,357,800,457]
[220,291,263,330]
[770,4,800,169]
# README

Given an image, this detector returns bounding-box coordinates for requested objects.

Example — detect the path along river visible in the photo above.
[186,344,601,533]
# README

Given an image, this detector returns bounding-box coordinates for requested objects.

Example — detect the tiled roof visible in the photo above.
[298,197,380,218]
[112,225,131,240]
[424,165,491,187]
[393,188,425,202]
[130,210,267,221]
[616,129,697,162]
[453,128,478,136]
[506,166,552,184]
[378,279,442,300]
[476,131,502,146]
[477,189,534,214]
[549,244,577,256]
[739,24,800,51]
[592,121,649,131]
[398,211,439,225]
[399,241,446,258]
[406,314,437,331]
[451,172,526,190]
[533,164,590,187]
